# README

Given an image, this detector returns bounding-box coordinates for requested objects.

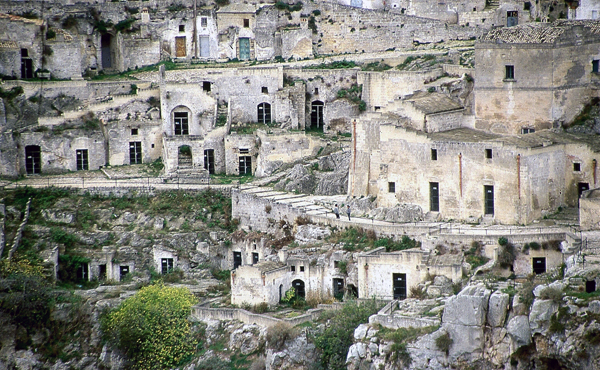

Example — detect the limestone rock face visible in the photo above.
[487,291,510,327]
[274,164,316,194]
[41,209,77,224]
[529,299,558,335]
[266,334,316,370]
[368,204,423,223]
[295,224,331,245]
[442,285,490,326]
[229,324,266,355]
[507,315,532,348]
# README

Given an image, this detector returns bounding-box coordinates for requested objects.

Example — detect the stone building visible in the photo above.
[474,20,600,134]
[0,14,45,80]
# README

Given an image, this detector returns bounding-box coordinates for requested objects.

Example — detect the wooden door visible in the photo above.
[175,36,186,57]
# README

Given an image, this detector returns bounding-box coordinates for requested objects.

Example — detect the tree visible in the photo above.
[101,283,198,369]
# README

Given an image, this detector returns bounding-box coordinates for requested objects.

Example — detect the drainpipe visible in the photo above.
[458,153,462,197]
[517,154,521,199]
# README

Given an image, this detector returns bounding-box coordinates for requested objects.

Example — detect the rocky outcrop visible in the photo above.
[266,333,317,370]
[367,204,423,223]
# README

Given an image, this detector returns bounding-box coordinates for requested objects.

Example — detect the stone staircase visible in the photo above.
[239,185,333,216]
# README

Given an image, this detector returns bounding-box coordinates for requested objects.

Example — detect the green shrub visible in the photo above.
[337,260,348,275]
[539,287,563,303]
[435,332,453,354]
[266,322,298,351]
[498,243,516,269]
[464,241,489,269]
[0,86,24,101]
[498,237,508,246]
[46,29,56,39]
[50,227,80,247]
[0,273,54,328]
[314,299,380,370]
[101,283,198,369]
[115,18,136,32]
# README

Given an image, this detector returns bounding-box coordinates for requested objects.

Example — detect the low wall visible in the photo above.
[369,313,440,329]
[191,305,326,327]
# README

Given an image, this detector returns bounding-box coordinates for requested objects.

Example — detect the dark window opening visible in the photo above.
[505,65,515,80]
[586,280,596,293]
[430,182,439,212]
[20,49,33,79]
[204,149,215,174]
[174,112,189,135]
[203,81,211,92]
[532,257,546,274]
[574,163,581,172]
[485,149,493,159]
[334,261,339,268]
[233,252,242,269]
[431,148,438,160]
[300,266,305,272]
[239,156,252,175]
[292,279,305,299]
[524,2,531,11]
[393,273,407,300]
[262,86,268,94]
[99,264,107,280]
[578,182,590,198]
[101,34,112,69]
[76,149,89,171]
[257,102,271,124]
[179,25,185,32]
[201,17,207,27]
[129,142,142,164]
[239,148,250,154]
[252,252,259,264]
[314,88,319,94]
[311,100,324,130]
[243,18,250,28]
[161,258,174,274]
[388,182,395,193]
[25,145,41,174]
[120,266,130,280]
[131,128,138,135]
[484,185,494,215]
[593,60,600,73]
[290,265,296,272]
[521,127,535,134]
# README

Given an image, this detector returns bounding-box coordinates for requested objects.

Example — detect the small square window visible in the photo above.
[374,106,381,111]
[388,182,395,193]
[314,88,319,94]
[431,148,438,160]
[505,65,515,80]
[201,17,207,27]
[151,144,155,148]
[243,19,250,28]
[485,149,493,159]
[290,265,296,272]
[239,148,249,154]
[574,163,581,172]
[262,86,268,94]
[179,25,185,32]
[593,60,599,73]
[131,128,138,135]
[203,81,211,92]
[300,266,305,272]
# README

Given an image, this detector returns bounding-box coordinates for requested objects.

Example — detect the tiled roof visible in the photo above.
[405,91,464,115]
[0,13,44,26]
[481,20,600,44]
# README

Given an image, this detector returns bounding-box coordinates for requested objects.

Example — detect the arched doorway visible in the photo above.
[292,279,305,299]
[310,100,324,131]
[257,102,271,124]
[178,145,192,168]
[25,145,41,174]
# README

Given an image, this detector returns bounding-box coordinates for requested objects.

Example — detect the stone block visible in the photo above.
[507,315,531,348]
[487,291,509,327]
[442,285,491,326]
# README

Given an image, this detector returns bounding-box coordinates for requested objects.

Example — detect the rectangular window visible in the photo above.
[161,258,174,274]
[179,25,185,32]
[291,265,296,272]
[593,60,599,73]
[431,148,438,160]
[204,149,215,174]
[203,81,211,92]
[314,88,319,94]
[505,65,515,80]
[485,148,493,159]
[239,148,250,154]
[174,112,189,135]
[430,182,439,212]
[252,252,259,264]
[243,18,250,28]
[129,142,142,164]
[201,17,208,27]
[233,252,242,269]
[239,156,252,175]
[262,86,268,94]
[131,128,138,135]
[574,163,581,172]
[388,182,395,193]
[76,149,89,171]
[120,266,130,280]
[521,127,535,134]
[300,266,305,272]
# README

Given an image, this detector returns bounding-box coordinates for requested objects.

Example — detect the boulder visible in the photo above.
[229,324,265,355]
[353,324,369,341]
[506,315,532,348]
[442,285,491,326]
[487,291,510,327]
[529,299,558,335]
[41,209,76,224]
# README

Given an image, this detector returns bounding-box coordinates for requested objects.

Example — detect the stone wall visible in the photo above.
[580,188,600,230]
